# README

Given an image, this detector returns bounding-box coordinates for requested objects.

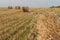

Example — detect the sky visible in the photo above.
[0,0,60,8]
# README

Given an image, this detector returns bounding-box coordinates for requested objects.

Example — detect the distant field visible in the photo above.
[0,8,60,40]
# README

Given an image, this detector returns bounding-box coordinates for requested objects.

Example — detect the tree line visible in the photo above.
[50,6,60,8]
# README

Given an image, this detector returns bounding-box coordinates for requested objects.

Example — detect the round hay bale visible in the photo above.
[22,6,29,12]
[15,6,20,9]
[8,6,13,9]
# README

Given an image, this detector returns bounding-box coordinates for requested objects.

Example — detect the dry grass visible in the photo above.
[37,12,60,40]
[0,8,60,40]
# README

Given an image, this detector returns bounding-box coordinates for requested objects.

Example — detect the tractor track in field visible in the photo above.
[0,10,39,40]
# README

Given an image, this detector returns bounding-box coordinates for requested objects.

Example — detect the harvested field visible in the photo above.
[37,12,60,40]
[0,8,60,40]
